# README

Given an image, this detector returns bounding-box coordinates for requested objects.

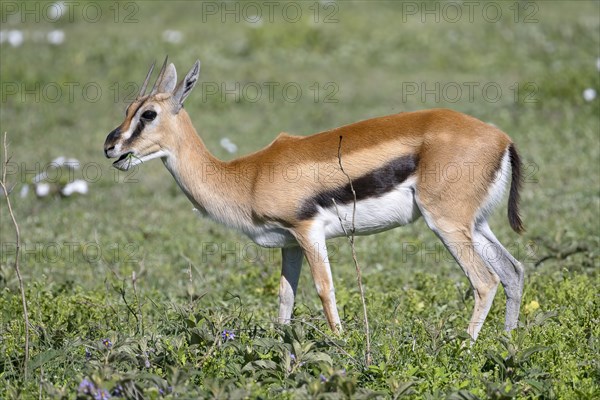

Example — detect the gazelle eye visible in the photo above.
[141,110,157,121]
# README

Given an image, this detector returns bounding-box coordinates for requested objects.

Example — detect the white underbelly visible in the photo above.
[319,184,420,238]
[245,226,297,248]
[234,182,419,248]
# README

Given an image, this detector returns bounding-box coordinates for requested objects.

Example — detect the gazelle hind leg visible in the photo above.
[473,221,524,331]
[418,209,500,340]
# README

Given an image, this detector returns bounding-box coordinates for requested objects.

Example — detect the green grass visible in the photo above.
[1,0,599,398]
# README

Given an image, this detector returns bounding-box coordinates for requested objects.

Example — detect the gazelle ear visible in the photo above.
[172,60,200,111]
[158,63,177,93]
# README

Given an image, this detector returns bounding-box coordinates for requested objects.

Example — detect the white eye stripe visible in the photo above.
[120,120,137,141]
[122,110,158,142]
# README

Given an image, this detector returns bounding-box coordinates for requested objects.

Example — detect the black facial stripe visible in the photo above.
[125,118,145,145]
[297,154,418,220]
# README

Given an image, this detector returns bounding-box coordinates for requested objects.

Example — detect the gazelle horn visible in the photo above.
[137,60,156,99]
[150,56,169,95]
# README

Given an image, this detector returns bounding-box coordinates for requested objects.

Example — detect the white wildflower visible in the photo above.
[47,30,65,45]
[162,30,183,44]
[583,88,596,102]
[35,182,51,197]
[8,30,24,47]
[61,179,88,196]
[220,138,238,154]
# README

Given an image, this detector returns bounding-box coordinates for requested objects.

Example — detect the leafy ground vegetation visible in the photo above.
[1,1,599,398]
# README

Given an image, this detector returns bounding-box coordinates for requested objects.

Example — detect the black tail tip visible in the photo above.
[509,213,525,234]
[508,143,525,234]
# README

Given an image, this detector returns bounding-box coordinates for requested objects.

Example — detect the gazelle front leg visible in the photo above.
[294,225,342,333]
[278,246,304,324]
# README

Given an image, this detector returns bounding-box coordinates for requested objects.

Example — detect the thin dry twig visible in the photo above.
[116,278,141,333]
[0,132,30,378]
[107,264,142,333]
[334,135,372,367]
[181,253,195,307]
[534,246,588,267]
[531,236,589,267]
[132,268,145,335]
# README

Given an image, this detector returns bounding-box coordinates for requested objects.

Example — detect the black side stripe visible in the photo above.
[297,154,418,220]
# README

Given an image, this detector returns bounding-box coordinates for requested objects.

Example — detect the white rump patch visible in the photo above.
[476,149,510,224]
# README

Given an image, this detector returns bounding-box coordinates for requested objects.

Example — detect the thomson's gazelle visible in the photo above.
[104,58,525,341]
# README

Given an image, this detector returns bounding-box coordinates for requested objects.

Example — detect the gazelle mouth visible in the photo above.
[112,152,137,171]
[114,152,133,164]
[111,149,167,171]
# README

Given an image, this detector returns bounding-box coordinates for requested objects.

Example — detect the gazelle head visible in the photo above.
[104,57,200,171]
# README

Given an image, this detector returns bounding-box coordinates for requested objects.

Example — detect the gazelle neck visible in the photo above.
[162,110,254,230]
